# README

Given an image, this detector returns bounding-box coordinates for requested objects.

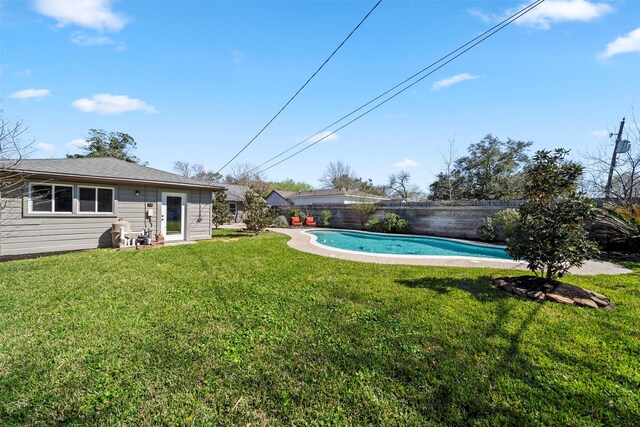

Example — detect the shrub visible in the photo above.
[273,215,289,228]
[597,204,640,252]
[320,209,332,227]
[506,149,598,280]
[351,203,377,229]
[244,190,277,232]
[476,217,496,242]
[493,208,520,240]
[366,213,409,234]
[365,218,382,232]
[211,190,233,229]
[289,208,305,219]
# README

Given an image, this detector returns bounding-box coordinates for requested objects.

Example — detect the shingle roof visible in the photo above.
[3,158,223,189]
[218,183,249,202]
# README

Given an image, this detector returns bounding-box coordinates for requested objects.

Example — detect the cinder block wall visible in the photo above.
[279,200,524,240]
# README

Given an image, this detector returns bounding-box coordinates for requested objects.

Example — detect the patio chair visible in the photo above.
[290,216,303,227]
[304,216,317,227]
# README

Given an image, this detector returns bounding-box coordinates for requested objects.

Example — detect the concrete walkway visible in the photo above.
[270,228,631,276]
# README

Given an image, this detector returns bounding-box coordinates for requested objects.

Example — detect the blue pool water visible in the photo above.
[307,230,511,260]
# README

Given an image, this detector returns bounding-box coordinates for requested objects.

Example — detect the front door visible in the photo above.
[161,192,186,241]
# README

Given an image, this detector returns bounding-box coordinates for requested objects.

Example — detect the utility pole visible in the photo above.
[604,117,626,201]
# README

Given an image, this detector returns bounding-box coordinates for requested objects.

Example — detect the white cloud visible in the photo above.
[432,73,479,91]
[34,0,128,32]
[393,158,419,168]
[600,27,640,59]
[471,0,613,30]
[36,142,56,152]
[67,138,89,148]
[10,88,51,99]
[71,93,157,115]
[592,130,609,138]
[309,131,339,144]
[70,32,113,46]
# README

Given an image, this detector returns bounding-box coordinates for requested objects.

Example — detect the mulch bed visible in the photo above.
[492,276,614,309]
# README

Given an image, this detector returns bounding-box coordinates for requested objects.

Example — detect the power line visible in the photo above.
[215,0,383,174]
[252,0,546,176]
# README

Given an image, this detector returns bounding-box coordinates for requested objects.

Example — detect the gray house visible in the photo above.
[218,183,249,222]
[0,158,222,256]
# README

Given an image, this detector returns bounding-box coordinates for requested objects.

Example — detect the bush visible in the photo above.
[244,190,277,232]
[350,203,377,229]
[366,213,409,234]
[506,149,598,280]
[289,208,305,219]
[597,204,640,252]
[476,217,496,242]
[212,190,233,229]
[320,209,332,227]
[365,218,382,232]
[494,209,520,240]
[274,215,289,228]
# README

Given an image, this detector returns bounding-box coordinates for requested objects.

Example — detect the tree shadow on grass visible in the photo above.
[395,275,512,303]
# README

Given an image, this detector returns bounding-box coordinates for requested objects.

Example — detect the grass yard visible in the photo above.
[1,230,639,425]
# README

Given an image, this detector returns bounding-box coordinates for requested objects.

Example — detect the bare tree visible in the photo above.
[582,113,640,205]
[0,111,34,219]
[173,161,222,183]
[225,163,268,194]
[319,161,360,189]
[387,171,422,200]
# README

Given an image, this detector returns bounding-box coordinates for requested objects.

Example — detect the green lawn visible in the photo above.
[1,230,639,425]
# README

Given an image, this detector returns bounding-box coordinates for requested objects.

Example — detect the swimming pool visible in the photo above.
[305,229,511,260]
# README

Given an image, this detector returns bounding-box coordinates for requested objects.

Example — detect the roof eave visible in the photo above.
[10,170,223,190]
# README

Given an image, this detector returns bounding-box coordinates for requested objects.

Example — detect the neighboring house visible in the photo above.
[218,183,249,222]
[266,189,389,206]
[0,158,223,256]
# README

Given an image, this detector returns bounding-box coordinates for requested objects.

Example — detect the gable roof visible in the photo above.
[3,158,223,190]
[218,183,249,202]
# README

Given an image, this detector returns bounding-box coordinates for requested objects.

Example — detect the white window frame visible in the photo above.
[77,185,115,214]
[28,183,74,214]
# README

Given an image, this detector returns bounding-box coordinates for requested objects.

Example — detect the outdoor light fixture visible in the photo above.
[135,190,140,196]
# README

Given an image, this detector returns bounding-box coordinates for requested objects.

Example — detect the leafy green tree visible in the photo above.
[428,135,531,200]
[244,190,276,232]
[67,129,142,163]
[455,135,531,199]
[268,178,313,193]
[428,170,464,200]
[351,202,377,229]
[507,149,598,280]
[211,190,233,229]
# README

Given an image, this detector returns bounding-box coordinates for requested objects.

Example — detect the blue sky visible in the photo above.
[2,0,639,190]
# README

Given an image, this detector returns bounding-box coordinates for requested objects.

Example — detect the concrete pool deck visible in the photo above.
[270,228,631,276]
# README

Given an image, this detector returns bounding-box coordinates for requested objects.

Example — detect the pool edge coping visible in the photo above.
[268,228,632,276]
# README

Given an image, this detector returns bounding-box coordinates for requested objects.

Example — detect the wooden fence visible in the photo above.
[279,201,524,240]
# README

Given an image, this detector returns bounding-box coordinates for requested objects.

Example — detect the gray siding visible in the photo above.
[0,180,212,256]
[187,189,212,240]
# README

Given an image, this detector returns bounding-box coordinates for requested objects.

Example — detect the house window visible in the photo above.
[229,202,237,217]
[78,186,114,213]
[30,184,73,213]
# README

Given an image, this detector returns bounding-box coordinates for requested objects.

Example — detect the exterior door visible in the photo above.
[161,192,186,241]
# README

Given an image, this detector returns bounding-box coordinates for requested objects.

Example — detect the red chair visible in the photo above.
[305,216,317,227]
[290,216,302,227]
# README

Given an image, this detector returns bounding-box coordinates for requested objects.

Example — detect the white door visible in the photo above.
[161,192,187,241]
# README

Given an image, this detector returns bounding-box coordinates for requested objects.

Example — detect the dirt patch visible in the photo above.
[492,276,614,309]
